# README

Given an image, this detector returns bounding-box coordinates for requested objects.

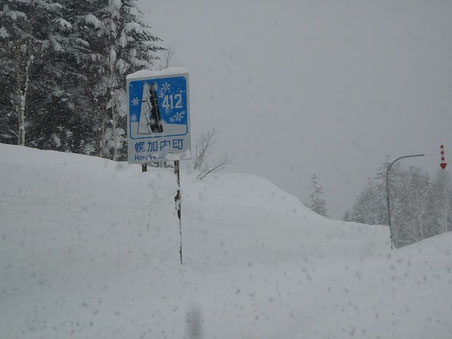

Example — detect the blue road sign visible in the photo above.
[127,71,191,163]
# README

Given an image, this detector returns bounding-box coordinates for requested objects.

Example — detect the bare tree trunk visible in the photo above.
[100,116,106,157]
[17,52,33,146]
[18,91,26,146]
[111,93,118,161]
[419,216,424,241]
[108,47,118,160]
[94,103,106,158]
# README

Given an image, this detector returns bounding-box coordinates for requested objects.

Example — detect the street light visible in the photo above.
[386,147,447,249]
[386,154,425,249]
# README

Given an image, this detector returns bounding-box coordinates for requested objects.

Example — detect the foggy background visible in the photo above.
[141,0,452,218]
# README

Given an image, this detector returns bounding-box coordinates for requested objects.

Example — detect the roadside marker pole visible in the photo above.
[440,145,448,169]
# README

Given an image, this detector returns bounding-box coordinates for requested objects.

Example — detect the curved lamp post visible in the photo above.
[386,154,425,249]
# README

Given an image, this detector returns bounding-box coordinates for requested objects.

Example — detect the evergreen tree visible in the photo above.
[0,0,163,157]
[351,178,378,224]
[350,162,398,226]
[26,3,86,153]
[0,0,63,145]
[70,0,163,159]
[307,174,328,217]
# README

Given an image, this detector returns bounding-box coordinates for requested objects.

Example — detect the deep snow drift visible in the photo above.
[1,144,451,339]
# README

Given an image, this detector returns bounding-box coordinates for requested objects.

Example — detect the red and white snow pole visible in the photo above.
[440,145,447,170]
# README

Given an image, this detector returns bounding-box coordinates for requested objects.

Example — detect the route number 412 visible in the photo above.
[162,94,182,110]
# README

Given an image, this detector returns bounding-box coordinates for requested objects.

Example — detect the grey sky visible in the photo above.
[141,0,452,218]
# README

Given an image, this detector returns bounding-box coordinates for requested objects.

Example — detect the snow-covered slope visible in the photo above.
[1,144,451,339]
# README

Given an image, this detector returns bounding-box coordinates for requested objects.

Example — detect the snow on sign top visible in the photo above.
[126,67,189,80]
[126,68,191,164]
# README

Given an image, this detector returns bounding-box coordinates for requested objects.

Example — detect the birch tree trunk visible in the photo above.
[16,50,33,146]
[108,48,118,161]
[111,91,118,161]
[100,116,106,157]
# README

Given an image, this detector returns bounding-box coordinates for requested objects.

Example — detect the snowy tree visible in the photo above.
[25,2,88,152]
[350,159,451,248]
[350,178,379,224]
[396,166,431,247]
[350,161,399,227]
[70,0,163,159]
[448,185,452,232]
[426,170,451,235]
[307,174,327,217]
[0,0,63,145]
[1,0,162,158]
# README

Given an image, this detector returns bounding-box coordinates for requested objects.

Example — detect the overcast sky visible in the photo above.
[141,0,452,218]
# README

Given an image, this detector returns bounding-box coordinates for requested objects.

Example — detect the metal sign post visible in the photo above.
[126,69,191,264]
[174,160,182,264]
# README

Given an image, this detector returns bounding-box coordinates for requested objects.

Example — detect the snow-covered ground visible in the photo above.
[1,144,451,339]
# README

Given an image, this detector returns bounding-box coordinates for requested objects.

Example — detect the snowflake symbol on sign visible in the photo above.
[132,97,139,106]
[161,81,171,92]
[173,111,185,122]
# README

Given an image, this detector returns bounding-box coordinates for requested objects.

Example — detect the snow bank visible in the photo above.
[1,144,451,339]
